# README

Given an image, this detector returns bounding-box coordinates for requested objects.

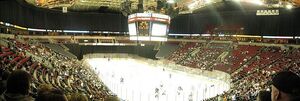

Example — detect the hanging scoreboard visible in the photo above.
[128,13,171,41]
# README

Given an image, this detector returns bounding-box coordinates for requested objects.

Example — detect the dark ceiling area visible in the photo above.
[21,0,300,18]
[24,0,300,13]
[1,0,128,31]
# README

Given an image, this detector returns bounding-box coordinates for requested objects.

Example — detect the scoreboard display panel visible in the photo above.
[151,22,168,36]
[137,21,150,36]
[128,13,171,41]
[128,23,137,36]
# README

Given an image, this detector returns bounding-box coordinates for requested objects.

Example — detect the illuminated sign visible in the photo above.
[62,7,68,13]
[256,10,279,16]
[63,30,89,33]
[263,36,293,39]
[152,13,170,19]
[14,25,27,30]
[28,28,46,32]
[128,13,171,24]
[128,14,136,19]
[136,13,152,17]
[5,23,12,26]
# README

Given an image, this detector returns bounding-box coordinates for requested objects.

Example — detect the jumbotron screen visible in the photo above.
[128,13,171,41]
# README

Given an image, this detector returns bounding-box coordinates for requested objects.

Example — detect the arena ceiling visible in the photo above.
[24,0,300,13]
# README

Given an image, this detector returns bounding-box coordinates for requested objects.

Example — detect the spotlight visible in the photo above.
[188,3,196,10]
[249,0,264,5]
[167,0,175,4]
[205,0,212,4]
[286,4,293,9]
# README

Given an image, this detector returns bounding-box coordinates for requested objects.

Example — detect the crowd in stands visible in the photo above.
[181,43,230,71]
[168,42,232,71]
[0,38,116,101]
[1,36,299,101]
[168,42,300,101]
[167,42,199,63]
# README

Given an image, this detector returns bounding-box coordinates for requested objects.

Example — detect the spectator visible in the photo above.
[291,96,300,101]
[36,84,53,96]
[0,71,10,95]
[36,88,67,101]
[271,71,300,101]
[0,70,33,101]
[104,95,119,101]
[257,91,271,101]
[68,93,88,101]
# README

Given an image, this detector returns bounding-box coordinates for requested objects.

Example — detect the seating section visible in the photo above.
[2,38,299,101]
[228,45,262,72]
[168,42,300,101]
[0,39,110,100]
[180,43,230,70]
[44,44,77,59]
[232,46,283,81]
[221,47,299,101]
[167,42,200,63]
[168,42,232,71]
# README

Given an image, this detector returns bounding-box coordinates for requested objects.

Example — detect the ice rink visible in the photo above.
[88,58,229,101]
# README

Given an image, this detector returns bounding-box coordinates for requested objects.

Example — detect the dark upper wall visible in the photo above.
[0,0,128,31]
[169,1,300,36]
[64,44,158,60]
[169,11,300,36]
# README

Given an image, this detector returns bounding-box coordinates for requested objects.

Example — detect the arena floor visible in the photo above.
[87,58,229,101]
